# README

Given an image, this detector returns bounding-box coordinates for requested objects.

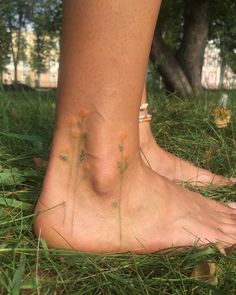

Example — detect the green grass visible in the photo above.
[0,89,236,294]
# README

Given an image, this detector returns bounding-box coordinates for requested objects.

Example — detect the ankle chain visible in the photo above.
[139,103,152,123]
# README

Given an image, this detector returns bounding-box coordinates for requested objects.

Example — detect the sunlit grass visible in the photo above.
[0,89,236,294]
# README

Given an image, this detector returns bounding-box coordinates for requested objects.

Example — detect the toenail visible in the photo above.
[227,203,236,209]
[71,128,81,138]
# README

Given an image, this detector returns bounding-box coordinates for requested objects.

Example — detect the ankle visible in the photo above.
[87,149,140,196]
[50,132,138,197]
[88,159,120,195]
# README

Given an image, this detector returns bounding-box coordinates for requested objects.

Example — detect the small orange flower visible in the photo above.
[79,108,90,118]
[71,128,81,138]
[67,117,77,128]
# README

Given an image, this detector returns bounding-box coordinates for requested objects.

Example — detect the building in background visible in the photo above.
[3,31,59,88]
[2,32,236,89]
[202,42,236,89]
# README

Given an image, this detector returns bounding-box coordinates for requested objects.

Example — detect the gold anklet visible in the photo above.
[139,114,152,123]
[139,103,152,123]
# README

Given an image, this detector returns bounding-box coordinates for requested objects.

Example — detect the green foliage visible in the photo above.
[209,0,236,73]
[9,254,26,295]
[0,0,33,28]
[158,0,235,73]
[33,0,63,38]
[158,0,236,72]
[29,1,61,84]
[0,89,236,293]
[158,0,184,50]
[0,20,10,82]
[29,33,54,83]
[0,0,33,81]
[0,0,62,83]
[43,0,63,38]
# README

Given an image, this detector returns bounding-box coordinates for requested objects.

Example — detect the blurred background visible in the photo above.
[0,0,235,97]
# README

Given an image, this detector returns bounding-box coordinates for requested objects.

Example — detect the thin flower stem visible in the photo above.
[118,172,123,249]
[71,119,87,233]
[63,128,75,225]
[64,133,78,226]
[117,136,128,250]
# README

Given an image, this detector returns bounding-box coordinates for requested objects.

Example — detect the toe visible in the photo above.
[218,212,236,224]
[220,223,236,234]
[196,175,235,187]
[229,177,236,184]
[218,230,236,245]
[227,202,236,210]
[209,199,236,214]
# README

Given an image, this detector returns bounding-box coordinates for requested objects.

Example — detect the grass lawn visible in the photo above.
[0,89,236,294]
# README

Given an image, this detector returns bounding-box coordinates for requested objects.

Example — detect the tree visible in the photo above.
[0,0,33,82]
[30,0,51,87]
[0,20,10,84]
[28,0,62,87]
[44,0,63,39]
[150,0,235,97]
[30,32,52,87]
[151,0,210,97]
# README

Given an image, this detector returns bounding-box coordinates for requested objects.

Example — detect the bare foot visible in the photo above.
[139,122,236,186]
[34,128,236,254]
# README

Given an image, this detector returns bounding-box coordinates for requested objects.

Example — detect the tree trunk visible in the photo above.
[37,71,40,88]
[177,0,209,96]
[8,13,23,83]
[0,69,2,84]
[151,0,210,97]
[150,31,193,97]
[9,28,18,82]
[13,61,18,82]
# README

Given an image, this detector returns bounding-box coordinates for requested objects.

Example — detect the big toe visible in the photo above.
[227,202,236,210]
[229,177,236,184]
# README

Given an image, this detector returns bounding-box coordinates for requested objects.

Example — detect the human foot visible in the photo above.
[139,120,236,187]
[34,121,236,254]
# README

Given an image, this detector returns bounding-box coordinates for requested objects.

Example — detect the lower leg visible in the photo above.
[139,83,236,186]
[35,0,236,254]
[35,0,162,252]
